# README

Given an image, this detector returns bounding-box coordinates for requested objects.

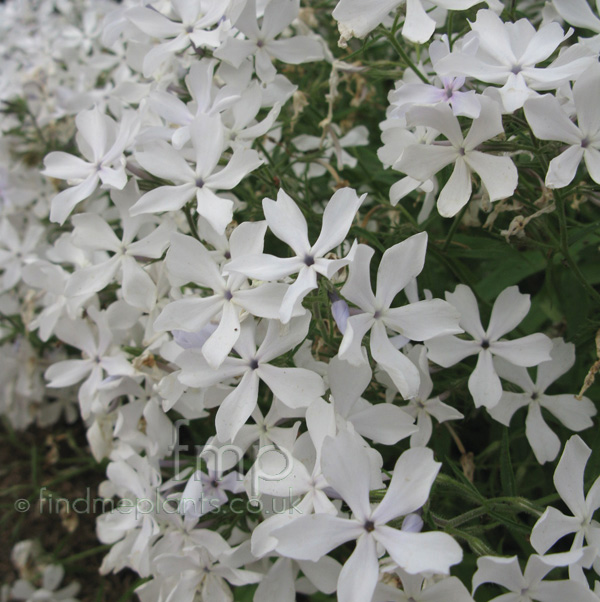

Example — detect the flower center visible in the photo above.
[364,520,375,532]
[481,339,490,350]
[248,358,259,370]
[304,254,315,266]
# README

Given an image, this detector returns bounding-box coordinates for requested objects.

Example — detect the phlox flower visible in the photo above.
[272,430,463,602]
[489,338,596,464]
[426,285,553,409]
[435,9,595,112]
[396,97,518,217]
[215,0,324,83]
[524,64,600,188]
[225,187,364,323]
[43,106,139,224]
[338,234,462,399]
[130,114,262,234]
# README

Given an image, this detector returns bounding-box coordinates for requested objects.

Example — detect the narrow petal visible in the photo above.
[370,321,420,399]
[135,142,195,183]
[375,232,428,309]
[487,392,530,426]
[337,534,379,602]
[202,301,241,369]
[531,507,581,554]
[492,334,553,366]
[215,370,260,441]
[121,256,156,312]
[546,145,584,189]
[166,233,225,290]
[195,187,234,235]
[273,514,363,561]
[268,37,324,64]
[129,183,195,215]
[49,175,100,225]
[524,95,582,145]
[437,157,472,218]
[278,266,317,323]
[402,0,436,44]
[258,364,325,408]
[553,435,590,518]
[262,189,310,256]
[372,446,440,524]
[468,349,502,408]
[542,394,596,432]
[466,151,518,202]
[384,299,461,341]
[426,335,479,367]
[340,244,376,312]
[487,286,531,340]
[320,429,373,521]
[338,312,375,365]
[527,401,561,465]
[153,297,223,333]
[311,188,364,258]
[446,284,485,339]
[374,526,463,574]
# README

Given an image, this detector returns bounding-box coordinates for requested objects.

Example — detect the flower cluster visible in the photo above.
[1,0,599,601]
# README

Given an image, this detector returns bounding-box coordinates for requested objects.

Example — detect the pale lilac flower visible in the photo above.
[489,339,596,464]
[426,285,553,409]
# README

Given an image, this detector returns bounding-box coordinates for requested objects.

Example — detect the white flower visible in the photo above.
[272,430,463,602]
[215,0,324,83]
[44,307,134,419]
[226,187,364,323]
[64,181,175,312]
[403,345,464,447]
[131,114,262,234]
[43,107,139,224]
[396,97,518,217]
[155,223,301,369]
[339,234,462,399]
[489,338,596,464]
[531,435,600,579]
[524,64,600,188]
[426,285,553,409]
[126,0,229,77]
[472,551,597,602]
[332,0,502,46]
[176,315,325,441]
[435,9,595,112]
